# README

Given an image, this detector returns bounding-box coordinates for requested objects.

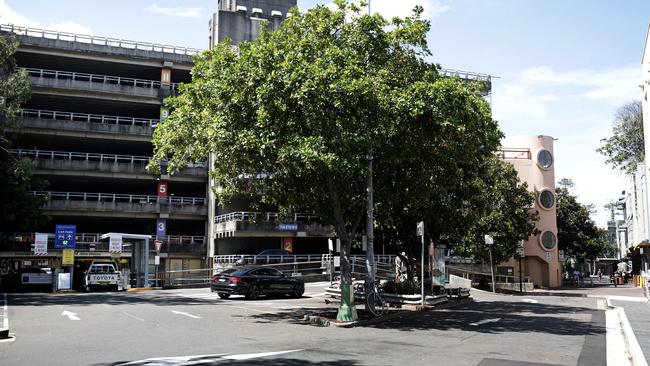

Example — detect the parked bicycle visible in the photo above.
[366,280,387,317]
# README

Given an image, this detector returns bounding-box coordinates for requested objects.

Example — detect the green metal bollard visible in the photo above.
[336,284,358,322]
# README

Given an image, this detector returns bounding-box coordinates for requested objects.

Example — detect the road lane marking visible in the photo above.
[469,318,501,326]
[122,312,145,322]
[61,310,80,320]
[222,349,304,360]
[171,310,201,319]
[521,298,539,304]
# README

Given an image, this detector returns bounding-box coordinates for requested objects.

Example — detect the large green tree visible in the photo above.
[556,179,614,259]
[597,101,644,174]
[0,34,45,233]
[150,1,520,319]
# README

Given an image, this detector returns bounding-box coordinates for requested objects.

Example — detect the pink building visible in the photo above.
[502,135,561,288]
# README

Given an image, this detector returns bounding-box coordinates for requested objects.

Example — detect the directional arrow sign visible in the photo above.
[171,310,200,319]
[521,298,539,304]
[470,317,501,326]
[61,311,80,320]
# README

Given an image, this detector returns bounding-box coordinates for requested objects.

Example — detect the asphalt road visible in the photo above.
[0,284,606,366]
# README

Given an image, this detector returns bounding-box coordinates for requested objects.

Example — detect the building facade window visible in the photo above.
[537,149,553,169]
[540,230,557,250]
[538,189,555,210]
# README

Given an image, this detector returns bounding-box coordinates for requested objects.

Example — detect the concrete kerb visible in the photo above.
[127,287,163,292]
[606,297,649,366]
[303,297,473,328]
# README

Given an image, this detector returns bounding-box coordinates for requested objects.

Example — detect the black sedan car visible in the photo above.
[210,266,304,300]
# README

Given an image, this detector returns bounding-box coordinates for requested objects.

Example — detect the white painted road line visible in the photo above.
[171,310,201,319]
[222,349,304,360]
[469,318,501,326]
[521,298,539,304]
[117,350,304,365]
[122,312,145,322]
[61,310,80,320]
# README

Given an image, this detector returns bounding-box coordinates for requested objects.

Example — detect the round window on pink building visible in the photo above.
[540,231,557,250]
[537,149,553,169]
[539,189,555,210]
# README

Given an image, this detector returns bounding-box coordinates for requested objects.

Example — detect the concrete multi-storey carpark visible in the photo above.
[0,24,208,288]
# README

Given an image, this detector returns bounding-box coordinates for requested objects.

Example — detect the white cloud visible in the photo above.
[327,0,451,20]
[494,64,641,123]
[147,4,203,19]
[0,0,92,34]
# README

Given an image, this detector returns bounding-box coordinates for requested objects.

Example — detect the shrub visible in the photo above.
[382,279,420,295]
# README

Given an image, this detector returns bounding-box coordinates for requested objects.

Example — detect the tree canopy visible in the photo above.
[556,179,614,259]
[0,34,46,233]
[150,0,537,316]
[597,101,644,174]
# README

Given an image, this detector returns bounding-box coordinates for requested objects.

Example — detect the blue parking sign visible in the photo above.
[55,225,76,249]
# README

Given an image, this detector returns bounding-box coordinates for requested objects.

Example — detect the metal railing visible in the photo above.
[440,68,492,82]
[25,67,178,91]
[214,254,326,265]
[32,191,206,205]
[13,148,207,169]
[12,149,151,164]
[11,232,206,245]
[214,211,319,224]
[499,148,532,160]
[20,108,159,127]
[1,24,202,56]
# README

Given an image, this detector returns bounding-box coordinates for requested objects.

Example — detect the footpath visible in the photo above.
[534,282,649,366]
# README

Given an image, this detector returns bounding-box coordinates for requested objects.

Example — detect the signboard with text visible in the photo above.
[55,225,76,249]
[34,233,48,256]
[109,234,123,254]
[62,249,75,265]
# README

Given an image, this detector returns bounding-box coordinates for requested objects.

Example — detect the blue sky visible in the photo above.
[2,0,649,227]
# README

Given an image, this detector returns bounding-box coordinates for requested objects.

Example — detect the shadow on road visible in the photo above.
[247,299,604,338]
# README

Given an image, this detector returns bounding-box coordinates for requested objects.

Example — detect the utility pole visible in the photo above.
[364,153,375,312]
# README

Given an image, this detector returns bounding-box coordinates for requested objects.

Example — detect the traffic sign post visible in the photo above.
[484,235,495,293]
[416,221,424,306]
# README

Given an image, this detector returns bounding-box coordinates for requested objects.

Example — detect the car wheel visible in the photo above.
[292,284,304,298]
[246,284,260,300]
[217,292,230,299]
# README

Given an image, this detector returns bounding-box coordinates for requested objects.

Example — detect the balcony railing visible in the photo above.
[1,24,201,56]
[499,148,532,160]
[12,149,151,164]
[10,232,205,245]
[25,68,178,91]
[439,68,492,83]
[32,191,206,206]
[20,108,159,127]
[14,149,207,171]
[5,233,206,253]
[215,211,319,224]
